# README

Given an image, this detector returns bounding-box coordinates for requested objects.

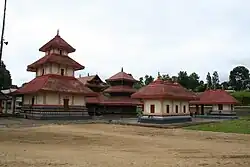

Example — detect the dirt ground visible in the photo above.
[0,123,250,167]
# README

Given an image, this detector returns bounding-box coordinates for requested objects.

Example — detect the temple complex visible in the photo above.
[13,31,97,119]
[190,89,239,119]
[131,77,197,123]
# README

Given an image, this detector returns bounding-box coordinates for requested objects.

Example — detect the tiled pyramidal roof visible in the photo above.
[131,78,197,100]
[39,31,76,53]
[27,33,84,72]
[15,74,96,96]
[190,89,239,104]
[105,69,138,82]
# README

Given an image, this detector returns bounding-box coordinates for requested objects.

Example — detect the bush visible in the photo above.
[231,91,250,105]
[136,107,143,117]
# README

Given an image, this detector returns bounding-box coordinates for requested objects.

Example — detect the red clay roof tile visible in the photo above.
[39,34,76,53]
[85,93,142,106]
[104,85,136,93]
[190,89,239,104]
[78,75,96,85]
[27,54,84,72]
[101,96,142,106]
[14,74,97,96]
[106,71,137,82]
[85,93,107,104]
[131,78,197,100]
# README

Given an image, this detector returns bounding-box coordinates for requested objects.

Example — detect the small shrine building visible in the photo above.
[131,77,197,123]
[190,89,239,115]
[14,31,97,119]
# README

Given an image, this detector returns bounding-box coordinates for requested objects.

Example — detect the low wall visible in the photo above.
[21,105,89,120]
[234,106,250,116]
[189,105,250,116]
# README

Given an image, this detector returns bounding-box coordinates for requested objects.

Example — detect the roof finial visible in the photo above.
[57,29,60,36]
[121,67,123,72]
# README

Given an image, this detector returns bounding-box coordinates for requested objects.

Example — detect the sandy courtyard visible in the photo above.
[0,123,250,167]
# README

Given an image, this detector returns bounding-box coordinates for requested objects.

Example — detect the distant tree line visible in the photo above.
[134,65,250,92]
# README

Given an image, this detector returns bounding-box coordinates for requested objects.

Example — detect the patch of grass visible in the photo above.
[185,117,250,134]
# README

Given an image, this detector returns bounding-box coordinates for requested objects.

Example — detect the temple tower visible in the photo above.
[102,68,142,115]
[14,31,96,119]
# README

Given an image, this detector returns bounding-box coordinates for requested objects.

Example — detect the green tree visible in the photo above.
[229,66,250,91]
[133,77,144,89]
[161,74,171,81]
[188,72,200,90]
[195,81,207,92]
[0,61,12,89]
[212,71,220,89]
[221,81,229,90]
[177,71,189,88]
[144,75,154,85]
[231,91,250,105]
[206,72,212,89]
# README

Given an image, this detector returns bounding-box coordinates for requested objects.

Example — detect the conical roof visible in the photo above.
[39,30,76,53]
[131,78,197,100]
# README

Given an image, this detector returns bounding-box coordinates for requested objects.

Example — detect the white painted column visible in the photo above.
[11,96,16,114]
[4,100,7,114]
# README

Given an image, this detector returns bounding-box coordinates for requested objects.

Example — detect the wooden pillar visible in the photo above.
[201,104,204,115]
[195,104,199,115]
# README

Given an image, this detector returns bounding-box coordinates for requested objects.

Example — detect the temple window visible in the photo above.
[42,69,45,75]
[218,104,223,110]
[150,104,155,113]
[61,69,65,76]
[166,105,170,113]
[175,105,178,113]
[183,105,186,113]
[59,50,62,55]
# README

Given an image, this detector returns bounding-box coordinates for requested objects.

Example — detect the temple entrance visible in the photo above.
[63,99,69,110]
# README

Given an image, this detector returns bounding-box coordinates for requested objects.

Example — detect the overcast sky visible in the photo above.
[0,0,250,86]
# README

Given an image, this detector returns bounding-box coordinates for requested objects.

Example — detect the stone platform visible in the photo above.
[194,115,238,120]
[138,115,192,124]
[21,105,90,120]
[194,111,238,120]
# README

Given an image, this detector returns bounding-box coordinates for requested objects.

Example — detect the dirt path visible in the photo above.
[0,124,249,167]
